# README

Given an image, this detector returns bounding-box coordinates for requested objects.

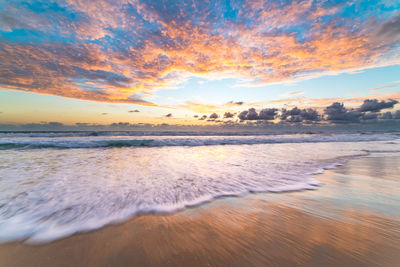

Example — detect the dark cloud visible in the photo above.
[128,110,140,113]
[209,113,219,120]
[101,113,108,115]
[380,112,393,120]
[361,112,379,120]
[281,107,320,122]
[301,109,320,121]
[323,99,399,123]
[240,108,256,120]
[223,112,235,118]
[203,99,400,125]
[286,115,303,123]
[281,107,301,120]
[258,108,278,120]
[199,115,207,120]
[358,99,398,112]
[324,102,362,122]
[227,101,244,106]
[193,115,199,118]
[238,108,277,121]
[394,110,400,119]
[165,113,172,118]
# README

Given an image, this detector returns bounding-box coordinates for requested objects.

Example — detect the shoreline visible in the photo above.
[0,156,399,266]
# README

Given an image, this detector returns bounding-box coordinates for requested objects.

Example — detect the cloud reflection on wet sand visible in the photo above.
[0,156,399,266]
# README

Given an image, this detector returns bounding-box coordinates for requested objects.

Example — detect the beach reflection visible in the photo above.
[0,157,399,267]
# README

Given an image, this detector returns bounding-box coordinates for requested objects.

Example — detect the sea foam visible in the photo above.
[0,133,399,243]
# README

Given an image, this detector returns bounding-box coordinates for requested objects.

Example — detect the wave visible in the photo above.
[1,130,399,138]
[0,134,398,150]
[0,131,303,137]
[0,140,154,149]
[0,135,399,243]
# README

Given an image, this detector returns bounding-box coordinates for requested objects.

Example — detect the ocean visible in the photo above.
[0,131,399,243]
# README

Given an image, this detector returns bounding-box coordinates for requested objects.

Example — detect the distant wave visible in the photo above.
[0,131,286,137]
[1,130,399,138]
[0,133,398,150]
[0,140,154,149]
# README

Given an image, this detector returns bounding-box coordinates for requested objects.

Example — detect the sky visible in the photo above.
[0,0,399,129]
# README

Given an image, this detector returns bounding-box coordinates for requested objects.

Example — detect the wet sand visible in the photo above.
[0,156,399,267]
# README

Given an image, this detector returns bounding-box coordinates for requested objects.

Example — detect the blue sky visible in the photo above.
[0,0,399,126]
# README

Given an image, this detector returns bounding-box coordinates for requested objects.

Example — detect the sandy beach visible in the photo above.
[0,155,399,267]
[2,0,400,266]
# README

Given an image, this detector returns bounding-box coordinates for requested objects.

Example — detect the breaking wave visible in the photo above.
[0,133,399,243]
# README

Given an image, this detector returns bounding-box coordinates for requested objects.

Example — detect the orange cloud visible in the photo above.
[0,1,399,104]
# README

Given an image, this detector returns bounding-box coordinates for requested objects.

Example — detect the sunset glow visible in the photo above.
[0,0,399,128]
